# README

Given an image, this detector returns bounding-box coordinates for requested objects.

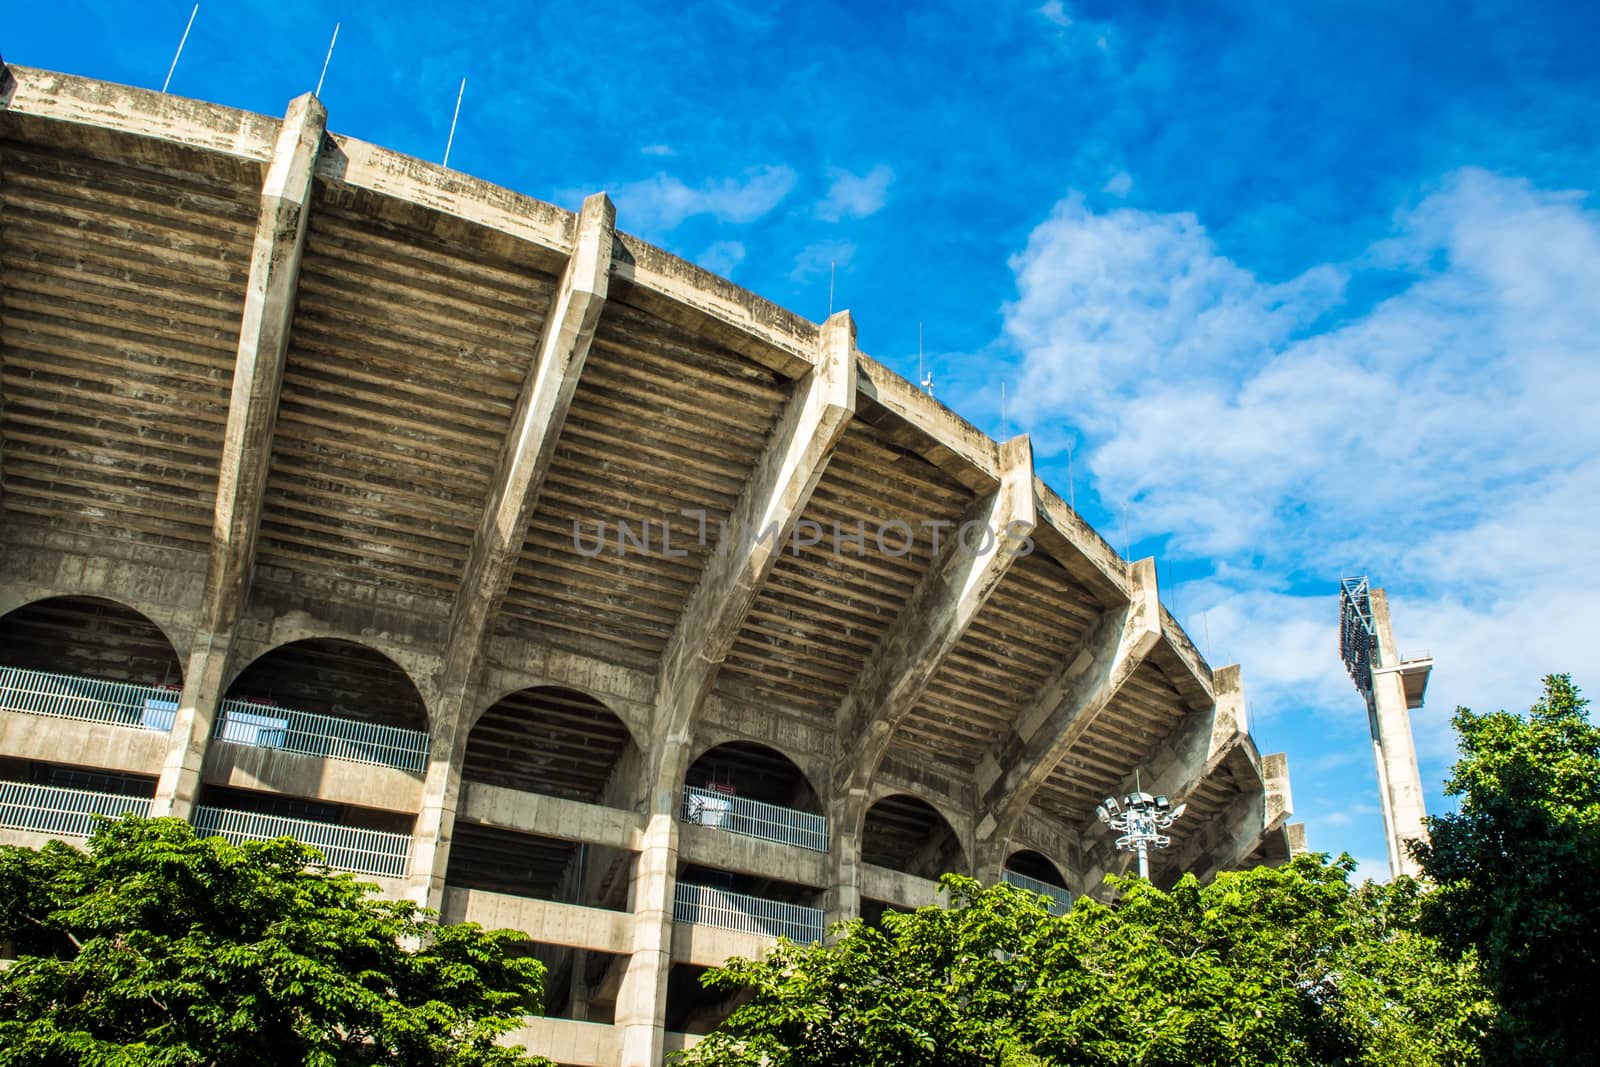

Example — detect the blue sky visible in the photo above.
[9,0,1599,877]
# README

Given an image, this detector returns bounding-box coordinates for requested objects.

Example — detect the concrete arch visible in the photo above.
[683,738,822,815]
[0,594,185,687]
[223,637,430,735]
[462,684,641,809]
[860,791,970,879]
[1003,848,1070,889]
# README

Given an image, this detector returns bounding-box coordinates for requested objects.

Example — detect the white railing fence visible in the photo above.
[213,698,429,773]
[681,786,827,852]
[674,882,824,943]
[1001,868,1073,913]
[0,666,180,731]
[191,805,411,879]
[0,781,152,838]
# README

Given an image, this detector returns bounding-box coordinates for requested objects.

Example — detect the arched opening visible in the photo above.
[210,638,430,775]
[225,639,428,733]
[681,740,823,850]
[447,687,640,919]
[0,598,180,819]
[0,596,182,685]
[860,793,967,880]
[189,640,431,880]
[1002,848,1073,913]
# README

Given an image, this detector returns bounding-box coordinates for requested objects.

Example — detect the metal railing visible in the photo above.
[1001,868,1073,914]
[191,805,412,879]
[0,780,151,838]
[673,882,824,944]
[681,786,827,852]
[213,698,429,773]
[0,666,180,732]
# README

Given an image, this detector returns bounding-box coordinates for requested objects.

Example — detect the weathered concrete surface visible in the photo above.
[1367,589,1429,879]
[974,558,1162,848]
[151,92,327,820]
[502,1017,617,1067]
[678,821,829,888]
[441,888,632,954]
[411,192,617,907]
[0,714,169,777]
[669,920,777,969]
[457,782,644,852]
[200,743,423,814]
[860,862,945,911]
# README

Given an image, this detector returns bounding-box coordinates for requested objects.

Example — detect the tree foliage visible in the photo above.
[1413,672,1600,1065]
[677,859,1490,1067]
[0,817,552,1067]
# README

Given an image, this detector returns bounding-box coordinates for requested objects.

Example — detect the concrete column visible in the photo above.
[151,93,327,819]
[615,812,678,1067]
[973,558,1162,849]
[823,790,866,929]
[1368,589,1429,878]
[409,193,615,907]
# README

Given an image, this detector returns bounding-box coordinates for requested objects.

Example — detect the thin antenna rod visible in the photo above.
[1122,500,1130,561]
[162,4,199,94]
[918,321,923,383]
[1001,383,1008,441]
[1202,611,1212,661]
[443,77,466,167]
[828,261,835,316]
[1065,438,1075,511]
[315,22,340,98]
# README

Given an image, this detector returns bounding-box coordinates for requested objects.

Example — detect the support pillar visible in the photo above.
[151,93,327,818]
[1368,589,1429,878]
[616,812,678,1067]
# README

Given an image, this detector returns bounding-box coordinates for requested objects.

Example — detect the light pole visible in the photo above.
[1095,790,1186,879]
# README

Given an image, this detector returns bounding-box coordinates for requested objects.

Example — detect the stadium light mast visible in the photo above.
[1096,785,1186,880]
[1339,577,1432,879]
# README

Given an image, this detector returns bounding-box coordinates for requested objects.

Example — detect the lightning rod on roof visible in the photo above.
[443,77,466,167]
[315,22,340,98]
[162,4,199,94]
[919,322,934,397]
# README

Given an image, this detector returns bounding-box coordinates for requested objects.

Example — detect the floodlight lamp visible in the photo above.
[1155,795,1170,811]
[1171,802,1187,820]
[1102,796,1120,815]
[1095,803,1108,823]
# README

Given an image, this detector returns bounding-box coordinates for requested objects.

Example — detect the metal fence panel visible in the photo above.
[681,786,827,852]
[213,698,429,773]
[191,805,412,879]
[0,666,179,732]
[0,780,151,838]
[1001,868,1073,913]
[673,881,824,943]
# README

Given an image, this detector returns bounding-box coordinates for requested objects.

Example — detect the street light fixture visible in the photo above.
[1096,788,1187,879]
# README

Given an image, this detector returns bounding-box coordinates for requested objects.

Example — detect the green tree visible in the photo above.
[0,816,552,1067]
[1413,672,1600,1064]
[678,859,1490,1067]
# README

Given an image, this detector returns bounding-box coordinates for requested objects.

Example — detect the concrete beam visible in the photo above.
[1075,664,1249,887]
[973,557,1162,847]
[832,435,1035,799]
[1168,752,1294,886]
[648,310,857,808]
[150,92,327,819]
[406,192,615,906]
[440,191,615,695]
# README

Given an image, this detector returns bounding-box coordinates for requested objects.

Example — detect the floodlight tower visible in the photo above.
[1095,789,1186,879]
[1339,577,1432,879]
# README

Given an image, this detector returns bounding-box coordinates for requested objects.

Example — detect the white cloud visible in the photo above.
[1000,168,1600,862]
[815,164,895,222]
[1039,0,1072,28]
[611,165,797,232]
[790,239,856,283]
[696,239,746,277]
[640,143,674,157]
[1102,171,1133,197]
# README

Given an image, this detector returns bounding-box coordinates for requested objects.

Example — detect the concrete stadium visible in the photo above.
[0,65,1298,1065]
